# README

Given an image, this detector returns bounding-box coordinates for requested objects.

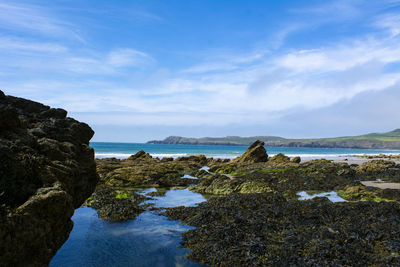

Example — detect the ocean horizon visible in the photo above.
[91,142,400,160]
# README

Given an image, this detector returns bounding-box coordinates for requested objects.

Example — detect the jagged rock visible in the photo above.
[0,90,98,266]
[232,140,268,163]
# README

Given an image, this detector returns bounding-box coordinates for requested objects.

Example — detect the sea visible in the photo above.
[92,142,400,160]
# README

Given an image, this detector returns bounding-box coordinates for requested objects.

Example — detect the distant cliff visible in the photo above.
[147,129,400,149]
[0,90,98,266]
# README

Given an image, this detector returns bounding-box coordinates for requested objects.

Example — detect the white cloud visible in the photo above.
[107,48,154,68]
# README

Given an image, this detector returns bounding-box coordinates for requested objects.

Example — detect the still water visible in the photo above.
[51,188,206,267]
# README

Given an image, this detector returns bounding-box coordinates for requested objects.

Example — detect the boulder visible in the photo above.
[269,153,290,163]
[0,90,98,266]
[232,140,268,163]
[291,156,301,163]
[127,150,152,161]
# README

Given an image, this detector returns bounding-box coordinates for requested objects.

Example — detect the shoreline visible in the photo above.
[94,152,400,166]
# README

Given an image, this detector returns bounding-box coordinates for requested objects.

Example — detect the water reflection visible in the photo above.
[297,191,346,202]
[51,189,207,267]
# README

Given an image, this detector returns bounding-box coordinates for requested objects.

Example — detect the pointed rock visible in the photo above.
[233,140,268,163]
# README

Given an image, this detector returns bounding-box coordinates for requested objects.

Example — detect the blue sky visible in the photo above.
[1,0,400,142]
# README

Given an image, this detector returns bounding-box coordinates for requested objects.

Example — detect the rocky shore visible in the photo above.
[0,91,98,266]
[3,90,399,267]
[164,193,400,266]
[89,140,400,265]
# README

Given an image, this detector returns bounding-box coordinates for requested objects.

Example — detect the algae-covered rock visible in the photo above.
[192,159,360,196]
[291,156,301,163]
[127,150,152,161]
[164,193,400,266]
[96,153,205,188]
[356,160,400,181]
[232,140,268,163]
[269,153,290,163]
[0,90,98,266]
[85,185,147,221]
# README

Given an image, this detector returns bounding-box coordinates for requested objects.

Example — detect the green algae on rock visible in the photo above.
[0,90,98,266]
[84,185,148,221]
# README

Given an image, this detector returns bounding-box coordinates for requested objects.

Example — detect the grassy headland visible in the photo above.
[147,129,400,149]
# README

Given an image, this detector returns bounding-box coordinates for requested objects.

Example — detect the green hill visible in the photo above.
[147,129,400,149]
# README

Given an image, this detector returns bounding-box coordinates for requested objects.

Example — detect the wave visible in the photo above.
[95,153,133,159]
[95,152,189,159]
[95,152,400,160]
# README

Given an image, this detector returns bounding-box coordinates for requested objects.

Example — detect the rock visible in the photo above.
[127,150,152,161]
[269,153,290,163]
[291,156,301,163]
[85,185,147,221]
[0,90,98,266]
[163,193,400,266]
[356,160,400,182]
[96,153,206,188]
[232,140,268,163]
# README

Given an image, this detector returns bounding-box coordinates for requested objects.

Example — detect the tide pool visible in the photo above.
[51,188,207,267]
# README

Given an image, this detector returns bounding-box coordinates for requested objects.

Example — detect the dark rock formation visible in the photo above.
[0,90,98,266]
[232,140,268,163]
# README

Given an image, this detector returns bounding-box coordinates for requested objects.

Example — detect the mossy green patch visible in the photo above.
[115,192,131,199]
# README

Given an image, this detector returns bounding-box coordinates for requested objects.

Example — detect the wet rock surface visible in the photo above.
[164,193,400,266]
[0,91,98,266]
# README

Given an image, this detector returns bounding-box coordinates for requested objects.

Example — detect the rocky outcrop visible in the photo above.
[0,90,98,266]
[232,140,268,163]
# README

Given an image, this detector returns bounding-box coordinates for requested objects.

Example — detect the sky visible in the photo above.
[1,0,400,142]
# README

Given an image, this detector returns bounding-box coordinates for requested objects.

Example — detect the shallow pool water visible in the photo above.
[142,188,206,208]
[199,166,210,172]
[182,174,199,179]
[297,191,347,202]
[51,188,207,267]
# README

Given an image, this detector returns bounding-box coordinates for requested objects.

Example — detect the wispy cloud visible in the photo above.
[374,13,400,37]
[0,36,68,53]
[0,2,83,41]
[107,48,155,68]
